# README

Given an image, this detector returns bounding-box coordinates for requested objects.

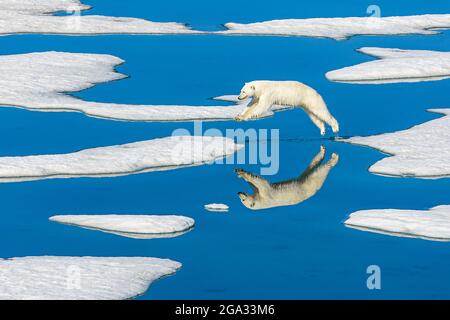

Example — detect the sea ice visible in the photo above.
[204,204,229,212]
[0,52,292,122]
[221,14,450,40]
[0,256,181,300]
[50,215,195,239]
[343,109,450,178]
[326,48,450,83]
[0,0,197,35]
[345,206,450,241]
[0,136,243,183]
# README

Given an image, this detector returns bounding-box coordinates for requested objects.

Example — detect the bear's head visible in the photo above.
[238,82,256,100]
[238,191,256,209]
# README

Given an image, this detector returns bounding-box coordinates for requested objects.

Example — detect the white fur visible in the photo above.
[236,80,339,135]
[236,146,339,210]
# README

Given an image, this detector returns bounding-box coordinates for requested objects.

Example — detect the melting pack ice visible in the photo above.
[0,256,181,300]
[221,14,450,40]
[0,52,292,122]
[326,48,450,84]
[50,215,195,239]
[2,3,450,40]
[0,136,243,183]
[344,109,450,179]
[0,0,197,35]
[345,206,450,242]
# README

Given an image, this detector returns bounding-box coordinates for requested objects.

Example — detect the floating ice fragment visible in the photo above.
[343,109,450,179]
[0,136,243,183]
[0,256,181,300]
[345,206,450,242]
[204,204,229,212]
[50,214,195,239]
[326,48,450,84]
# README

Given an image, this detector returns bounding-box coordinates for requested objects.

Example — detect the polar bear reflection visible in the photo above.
[236,146,338,210]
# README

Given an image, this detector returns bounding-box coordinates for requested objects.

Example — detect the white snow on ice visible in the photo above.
[344,109,450,179]
[0,52,292,122]
[0,0,197,35]
[0,256,181,300]
[3,4,450,40]
[50,214,195,239]
[221,14,450,40]
[326,48,450,84]
[345,205,450,241]
[0,135,243,183]
[204,203,229,212]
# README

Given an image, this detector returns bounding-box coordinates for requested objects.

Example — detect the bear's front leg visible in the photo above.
[306,111,326,136]
[234,114,248,121]
[235,168,258,181]
[234,107,255,121]
[237,98,272,120]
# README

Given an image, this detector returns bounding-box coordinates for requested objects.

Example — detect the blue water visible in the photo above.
[1,0,450,299]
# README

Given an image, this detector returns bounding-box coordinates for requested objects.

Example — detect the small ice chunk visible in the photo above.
[204,203,229,212]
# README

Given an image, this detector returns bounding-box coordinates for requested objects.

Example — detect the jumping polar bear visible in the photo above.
[236,146,339,210]
[236,80,339,135]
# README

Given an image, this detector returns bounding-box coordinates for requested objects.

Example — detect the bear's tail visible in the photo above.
[329,116,340,133]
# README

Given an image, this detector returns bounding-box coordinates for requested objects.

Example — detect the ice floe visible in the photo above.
[326,48,450,84]
[221,14,450,40]
[345,205,450,241]
[0,136,242,183]
[0,52,292,122]
[204,204,229,212]
[344,109,450,179]
[3,3,450,39]
[50,215,195,239]
[0,256,181,300]
[0,0,197,35]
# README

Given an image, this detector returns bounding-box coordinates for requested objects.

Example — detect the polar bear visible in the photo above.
[235,80,339,135]
[236,146,338,210]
